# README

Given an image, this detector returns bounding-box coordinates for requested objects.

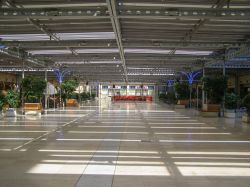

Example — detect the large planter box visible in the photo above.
[201,111,219,117]
[5,108,17,117]
[225,109,236,118]
[175,104,186,109]
[242,114,250,123]
[201,104,220,117]
[66,99,78,107]
[202,104,220,112]
[177,100,189,106]
[175,100,189,109]
[24,103,43,115]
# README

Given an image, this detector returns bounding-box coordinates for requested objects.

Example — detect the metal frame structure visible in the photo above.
[0,0,250,82]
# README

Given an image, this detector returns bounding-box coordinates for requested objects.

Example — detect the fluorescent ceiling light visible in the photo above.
[29,48,119,55]
[0,32,115,41]
[123,3,211,8]
[57,32,116,40]
[127,67,171,70]
[125,49,212,55]
[76,48,119,53]
[0,69,54,72]
[0,34,50,41]
[56,61,122,64]
[175,50,213,55]
[28,49,72,55]
[21,3,107,8]
[128,73,174,76]
[125,49,171,54]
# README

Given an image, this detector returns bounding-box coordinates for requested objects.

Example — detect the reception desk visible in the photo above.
[112,96,152,101]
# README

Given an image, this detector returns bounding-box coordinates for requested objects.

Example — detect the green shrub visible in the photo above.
[225,93,239,109]
[21,76,47,103]
[159,93,167,100]
[91,93,96,98]
[174,82,189,100]
[69,93,79,100]
[242,94,250,113]
[6,90,19,108]
[202,76,227,104]
[0,91,5,111]
[166,91,177,104]
[61,79,79,99]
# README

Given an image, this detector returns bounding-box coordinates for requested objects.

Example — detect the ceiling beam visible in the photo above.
[226,45,250,60]
[2,0,78,56]
[1,7,249,20]
[26,18,78,55]
[106,0,128,82]
[0,48,45,67]
[169,0,231,55]
[1,40,245,49]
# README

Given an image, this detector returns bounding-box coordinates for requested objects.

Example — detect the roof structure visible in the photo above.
[0,0,250,82]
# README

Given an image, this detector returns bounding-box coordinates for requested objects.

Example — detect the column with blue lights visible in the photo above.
[181,71,201,108]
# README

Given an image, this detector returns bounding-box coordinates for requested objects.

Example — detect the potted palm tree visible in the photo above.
[61,79,79,107]
[0,91,5,117]
[174,82,189,108]
[224,93,240,118]
[202,76,227,114]
[242,94,250,123]
[21,76,47,114]
[5,90,19,117]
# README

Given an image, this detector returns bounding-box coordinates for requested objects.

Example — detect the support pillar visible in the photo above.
[202,66,206,110]
[21,61,25,114]
[45,70,48,109]
[235,70,240,95]
[222,60,226,117]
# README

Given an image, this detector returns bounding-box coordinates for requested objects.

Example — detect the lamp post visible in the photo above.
[181,71,201,108]
[54,69,70,108]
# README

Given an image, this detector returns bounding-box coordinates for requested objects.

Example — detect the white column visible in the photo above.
[45,70,48,109]
[202,66,206,110]
[222,60,226,117]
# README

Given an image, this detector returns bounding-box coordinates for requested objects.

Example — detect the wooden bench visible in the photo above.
[24,103,43,114]
[66,99,78,107]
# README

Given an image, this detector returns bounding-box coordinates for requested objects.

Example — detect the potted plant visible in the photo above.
[91,93,96,99]
[166,90,177,104]
[0,91,5,117]
[21,76,47,114]
[224,93,239,118]
[174,82,189,108]
[242,94,250,123]
[202,76,227,113]
[159,93,167,101]
[5,90,19,117]
[61,79,79,106]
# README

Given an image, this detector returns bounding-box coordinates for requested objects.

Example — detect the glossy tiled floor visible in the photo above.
[0,100,250,187]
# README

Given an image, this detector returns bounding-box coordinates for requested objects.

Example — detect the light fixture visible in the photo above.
[0,32,116,41]
[56,61,122,64]
[175,50,213,55]
[125,49,171,54]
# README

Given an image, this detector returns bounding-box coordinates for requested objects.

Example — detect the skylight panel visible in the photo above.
[28,49,72,55]
[125,49,171,54]
[76,48,119,53]
[0,32,115,41]
[175,50,213,55]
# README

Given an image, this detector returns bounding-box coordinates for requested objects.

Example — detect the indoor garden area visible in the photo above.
[0,1,250,187]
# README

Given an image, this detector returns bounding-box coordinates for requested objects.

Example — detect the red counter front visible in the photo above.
[112,96,152,101]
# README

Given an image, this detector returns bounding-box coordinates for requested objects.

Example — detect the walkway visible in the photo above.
[0,100,250,187]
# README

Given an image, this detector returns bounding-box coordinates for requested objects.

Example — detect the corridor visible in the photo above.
[0,101,250,187]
